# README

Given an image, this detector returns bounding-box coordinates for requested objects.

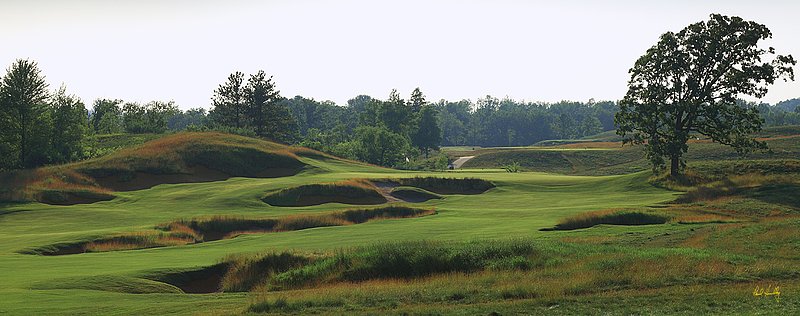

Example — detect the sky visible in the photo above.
[1,0,798,110]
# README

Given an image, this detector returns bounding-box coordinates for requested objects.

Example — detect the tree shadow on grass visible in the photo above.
[748,183,800,209]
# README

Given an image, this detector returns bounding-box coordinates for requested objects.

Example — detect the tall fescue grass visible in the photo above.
[2,132,324,203]
[221,252,312,292]
[262,179,387,206]
[268,240,537,290]
[168,206,435,241]
[78,132,307,179]
[0,168,113,204]
[19,230,200,255]
[24,206,435,255]
[675,173,799,204]
[547,209,670,230]
[243,224,800,313]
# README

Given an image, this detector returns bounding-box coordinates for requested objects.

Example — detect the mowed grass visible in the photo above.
[459,126,800,175]
[0,158,676,313]
[1,130,798,315]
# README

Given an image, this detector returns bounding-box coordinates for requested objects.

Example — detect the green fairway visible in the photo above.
[1,132,798,315]
[0,141,682,314]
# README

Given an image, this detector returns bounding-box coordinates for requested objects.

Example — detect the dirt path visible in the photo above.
[371,181,402,202]
[452,156,475,169]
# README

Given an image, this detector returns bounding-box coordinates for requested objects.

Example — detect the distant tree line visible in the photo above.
[2,58,798,171]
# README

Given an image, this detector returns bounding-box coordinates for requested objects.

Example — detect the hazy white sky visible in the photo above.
[1,0,798,110]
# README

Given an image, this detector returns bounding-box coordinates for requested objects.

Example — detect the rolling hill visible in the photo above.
[0,130,798,315]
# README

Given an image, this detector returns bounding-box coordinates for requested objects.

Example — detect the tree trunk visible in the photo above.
[670,156,680,178]
[19,120,26,169]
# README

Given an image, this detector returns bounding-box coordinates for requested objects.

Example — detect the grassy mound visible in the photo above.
[463,147,647,175]
[544,209,670,231]
[673,174,800,210]
[32,275,183,294]
[144,239,539,296]
[0,132,322,203]
[0,169,115,205]
[383,177,495,195]
[462,126,800,175]
[262,179,386,206]
[18,230,200,256]
[77,132,309,191]
[167,206,435,241]
[389,186,443,202]
[22,206,436,255]
[268,240,537,290]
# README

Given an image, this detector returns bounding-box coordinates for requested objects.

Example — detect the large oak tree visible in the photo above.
[615,14,796,177]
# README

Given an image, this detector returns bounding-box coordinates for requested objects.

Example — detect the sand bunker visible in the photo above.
[262,179,387,206]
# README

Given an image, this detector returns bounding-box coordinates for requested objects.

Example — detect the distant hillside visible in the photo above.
[462,125,800,175]
[0,132,336,205]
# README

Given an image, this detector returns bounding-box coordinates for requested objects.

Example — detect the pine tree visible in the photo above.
[408,87,426,114]
[0,59,50,169]
[210,71,247,129]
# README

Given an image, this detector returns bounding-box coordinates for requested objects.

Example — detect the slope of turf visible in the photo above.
[1,130,798,315]
[389,186,443,202]
[21,206,435,255]
[462,126,800,175]
[0,132,327,204]
[261,179,386,206]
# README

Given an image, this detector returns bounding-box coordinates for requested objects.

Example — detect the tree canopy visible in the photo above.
[0,59,50,169]
[615,14,796,176]
[209,71,298,143]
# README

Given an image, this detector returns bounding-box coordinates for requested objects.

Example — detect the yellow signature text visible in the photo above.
[753,285,781,302]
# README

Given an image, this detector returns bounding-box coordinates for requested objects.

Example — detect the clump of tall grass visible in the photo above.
[269,239,537,290]
[221,252,312,292]
[84,231,198,252]
[24,206,436,255]
[547,209,670,231]
[675,173,799,204]
[19,230,200,255]
[386,177,495,195]
[262,179,387,206]
[168,206,435,241]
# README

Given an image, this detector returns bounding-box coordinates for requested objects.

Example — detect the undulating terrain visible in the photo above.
[1,128,799,315]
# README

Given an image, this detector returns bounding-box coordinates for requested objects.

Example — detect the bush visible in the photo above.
[503,161,521,173]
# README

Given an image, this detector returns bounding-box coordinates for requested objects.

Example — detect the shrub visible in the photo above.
[503,161,521,173]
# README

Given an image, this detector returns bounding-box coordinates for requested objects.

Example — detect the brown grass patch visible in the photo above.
[552,141,623,149]
[545,208,670,231]
[2,132,317,201]
[23,206,436,255]
[560,236,620,244]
